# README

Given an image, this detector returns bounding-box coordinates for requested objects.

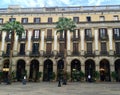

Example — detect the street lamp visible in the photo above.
[3,68,9,72]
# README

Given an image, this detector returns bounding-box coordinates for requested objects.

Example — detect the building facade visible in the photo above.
[0,5,120,82]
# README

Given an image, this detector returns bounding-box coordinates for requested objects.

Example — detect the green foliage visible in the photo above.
[111,71,117,80]
[56,17,76,33]
[37,72,42,79]
[72,70,85,81]
[1,21,25,37]
[50,72,56,80]
[93,71,100,80]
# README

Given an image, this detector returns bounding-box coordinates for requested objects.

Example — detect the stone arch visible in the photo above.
[2,59,10,81]
[115,59,120,82]
[43,59,53,81]
[71,59,81,81]
[29,59,39,82]
[57,59,64,80]
[99,59,111,81]
[85,59,95,82]
[16,59,26,81]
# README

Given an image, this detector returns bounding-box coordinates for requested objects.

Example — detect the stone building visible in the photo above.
[0,5,120,82]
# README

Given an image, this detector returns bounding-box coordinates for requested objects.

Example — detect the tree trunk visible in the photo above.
[9,31,15,82]
[63,30,67,85]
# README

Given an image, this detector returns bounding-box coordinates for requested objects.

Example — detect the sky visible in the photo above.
[0,0,120,8]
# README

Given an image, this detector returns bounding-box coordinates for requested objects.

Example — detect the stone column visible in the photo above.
[26,29,32,56]
[94,28,99,55]
[80,28,85,55]
[53,30,57,55]
[13,33,18,56]
[40,63,43,81]
[67,30,71,55]
[26,59,30,80]
[108,28,114,55]
[0,32,6,56]
[40,31,45,55]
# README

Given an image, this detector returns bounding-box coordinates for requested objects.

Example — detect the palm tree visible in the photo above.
[1,21,25,83]
[56,17,76,85]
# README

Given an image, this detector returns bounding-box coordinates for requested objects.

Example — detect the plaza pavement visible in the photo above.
[0,82,120,95]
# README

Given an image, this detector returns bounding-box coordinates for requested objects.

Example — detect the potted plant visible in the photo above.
[79,71,85,81]
[93,71,100,82]
[111,71,117,82]
[50,72,56,81]
[37,72,42,81]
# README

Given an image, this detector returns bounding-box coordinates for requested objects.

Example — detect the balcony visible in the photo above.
[71,37,80,41]
[72,51,80,56]
[114,51,120,57]
[5,37,11,42]
[18,52,25,56]
[58,37,65,41]
[29,51,40,57]
[45,36,53,41]
[18,37,27,41]
[57,52,64,57]
[100,51,108,55]
[2,52,10,57]
[31,36,40,41]
[43,52,54,57]
[113,36,120,41]
[84,51,95,57]
[99,35,108,41]
[85,36,93,41]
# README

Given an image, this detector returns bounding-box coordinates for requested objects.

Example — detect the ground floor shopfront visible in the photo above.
[0,56,120,82]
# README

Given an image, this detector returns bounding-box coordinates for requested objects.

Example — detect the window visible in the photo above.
[100,16,105,21]
[46,43,52,53]
[33,30,40,38]
[34,18,40,23]
[99,28,107,38]
[6,32,11,39]
[85,29,92,37]
[48,17,52,23]
[22,18,28,23]
[73,17,79,23]
[73,29,80,38]
[113,15,119,21]
[59,43,65,53]
[113,28,120,37]
[115,42,120,54]
[21,30,27,39]
[47,29,52,38]
[19,43,25,55]
[73,43,79,53]
[101,42,107,54]
[60,31,64,38]
[6,43,11,54]
[32,43,39,53]
[9,18,16,22]
[87,43,92,54]
[86,16,91,22]
[0,18,3,24]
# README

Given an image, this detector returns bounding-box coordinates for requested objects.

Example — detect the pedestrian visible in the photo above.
[22,75,26,85]
[88,75,91,82]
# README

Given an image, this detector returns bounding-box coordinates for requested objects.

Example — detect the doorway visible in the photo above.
[100,59,111,81]
[43,59,53,81]
[16,59,26,81]
[29,59,39,82]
